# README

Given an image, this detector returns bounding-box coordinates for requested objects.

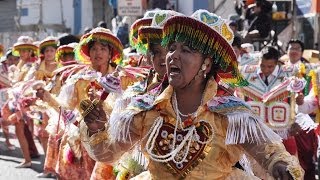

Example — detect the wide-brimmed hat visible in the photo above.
[129,10,158,52]
[137,10,183,55]
[55,43,78,62]
[12,36,38,57]
[161,9,247,86]
[75,27,124,65]
[39,36,58,55]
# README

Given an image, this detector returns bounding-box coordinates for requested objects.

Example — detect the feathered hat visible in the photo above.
[55,43,78,63]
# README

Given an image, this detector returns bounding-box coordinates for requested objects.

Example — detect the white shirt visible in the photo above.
[257,65,280,85]
[297,88,318,114]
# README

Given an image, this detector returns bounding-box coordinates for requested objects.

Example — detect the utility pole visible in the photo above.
[38,0,44,32]
[102,0,106,22]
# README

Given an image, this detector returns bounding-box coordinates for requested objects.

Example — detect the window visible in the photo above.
[20,8,28,16]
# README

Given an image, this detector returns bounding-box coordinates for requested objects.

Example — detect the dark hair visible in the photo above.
[87,40,116,67]
[40,45,58,55]
[58,34,80,46]
[262,46,279,61]
[97,21,107,28]
[232,36,242,48]
[229,21,237,28]
[256,0,272,13]
[288,39,304,52]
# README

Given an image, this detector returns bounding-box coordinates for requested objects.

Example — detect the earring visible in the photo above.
[201,64,206,71]
[204,73,207,78]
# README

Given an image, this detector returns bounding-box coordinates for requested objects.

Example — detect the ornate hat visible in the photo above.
[129,10,159,52]
[137,10,183,55]
[55,42,78,63]
[161,9,247,86]
[12,36,38,57]
[75,27,124,65]
[39,36,58,54]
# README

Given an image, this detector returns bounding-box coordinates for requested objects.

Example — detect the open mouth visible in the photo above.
[160,63,166,67]
[169,64,181,75]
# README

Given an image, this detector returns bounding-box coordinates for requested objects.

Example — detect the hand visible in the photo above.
[80,99,107,136]
[36,88,46,100]
[288,122,302,136]
[272,162,293,180]
[295,93,304,105]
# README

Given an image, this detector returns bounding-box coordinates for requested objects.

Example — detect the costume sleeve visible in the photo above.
[297,92,318,114]
[242,142,304,179]
[34,70,45,80]
[80,110,159,163]
[42,92,61,112]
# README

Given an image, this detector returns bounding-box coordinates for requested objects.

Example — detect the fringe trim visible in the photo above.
[273,129,289,139]
[239,154,254,176]
[295,113,318,133]
[132,145,149,170]
[57,83,75,108]
[109,106,137,143]
[225,112,282,144]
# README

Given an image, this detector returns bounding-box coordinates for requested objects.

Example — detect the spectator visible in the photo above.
[243,0,272,43]
[286,39,308,65]
[97,21,107,28]
[116,16,130,47]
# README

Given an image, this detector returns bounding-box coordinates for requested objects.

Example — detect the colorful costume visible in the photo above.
[80,10,303,179]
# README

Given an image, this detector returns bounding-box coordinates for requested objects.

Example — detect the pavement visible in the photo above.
[0,127,55,179]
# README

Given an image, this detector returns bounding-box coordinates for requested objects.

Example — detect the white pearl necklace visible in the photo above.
[145,91,215,164]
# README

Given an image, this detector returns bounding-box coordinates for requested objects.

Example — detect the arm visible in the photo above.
[80,107,158,163]
[297,92,318,114]
[242,142,304,179]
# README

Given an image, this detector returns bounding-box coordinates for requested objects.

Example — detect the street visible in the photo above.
[0,127,55,179]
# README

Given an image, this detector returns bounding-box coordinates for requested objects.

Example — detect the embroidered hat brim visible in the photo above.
[76,29,124,65]
[161,14,248,87]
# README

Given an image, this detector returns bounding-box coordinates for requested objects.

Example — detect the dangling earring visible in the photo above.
[201,63,207,79]
[201,64,206,71]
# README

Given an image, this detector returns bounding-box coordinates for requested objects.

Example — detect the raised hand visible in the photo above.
[295,93,304,105]
[272,162,294,180]
[80,99,107,136]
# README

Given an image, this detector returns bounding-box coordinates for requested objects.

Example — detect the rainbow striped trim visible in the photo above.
[129,18,153,50]
[39,40,58,54]
[137,26,162,55]
[161,16,248,87]
[75,31,124,65]
[12,44,38,57]
[55,46,74,62]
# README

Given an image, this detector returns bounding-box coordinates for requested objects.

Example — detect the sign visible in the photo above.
[118,0,143,16]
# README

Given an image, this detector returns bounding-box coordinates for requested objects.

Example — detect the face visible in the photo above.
[287,43,303,64]
[260,59,277,77]
[19,49,32,61]
[89,41,111,67]
[61,54,74,63]
[149,44,167,78]
[166,42,207,89]
[6,55,19,66]
[44,46,57,61]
